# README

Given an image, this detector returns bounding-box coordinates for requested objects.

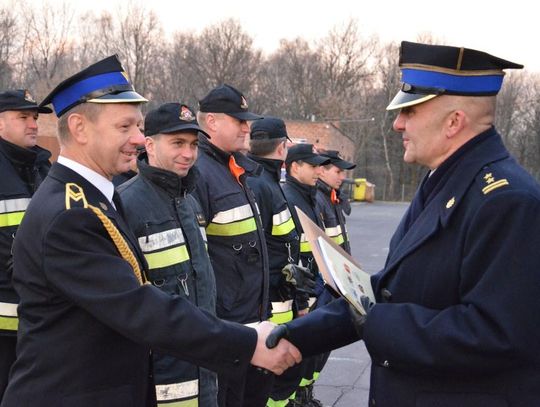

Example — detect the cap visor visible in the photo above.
[227,111,263,121]
[158,123,211,139]
[13,105,53,114]
[304,155,331,166]
[386,91,438,111]
[88,90,148,104]
[333,159,356,170]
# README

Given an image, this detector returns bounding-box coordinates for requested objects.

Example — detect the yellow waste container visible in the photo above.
[354,178,367,201]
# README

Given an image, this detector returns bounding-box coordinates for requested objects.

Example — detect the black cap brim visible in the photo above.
[11,105,53,114]
[152,123,210,139]
[332,159,356,170]
[226,111,263,121]
[386,90,438,111]
[304,155,331,166]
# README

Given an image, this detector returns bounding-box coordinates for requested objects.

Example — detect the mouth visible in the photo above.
[121,150,138,158]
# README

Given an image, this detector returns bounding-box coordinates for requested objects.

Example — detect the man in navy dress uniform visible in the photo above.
[1,55,300,407]
[268,41,540,407]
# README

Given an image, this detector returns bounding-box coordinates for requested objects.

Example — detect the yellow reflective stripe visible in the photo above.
[0,316,18,331]
[0,198,31,213]
[331,234,345,246]
[206,217,256,236]
[300,241,311,253]
[138,228,185,252]
[157,399,197,407]
[156,379,198,403]
[212,204,253,224]
[272,217,295,236]
[0,211,25,227]
[0,302,18,317]
[269,310,293,324]
[144,245,190,269]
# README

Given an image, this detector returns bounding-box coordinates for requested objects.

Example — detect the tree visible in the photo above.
[0,5,17,88]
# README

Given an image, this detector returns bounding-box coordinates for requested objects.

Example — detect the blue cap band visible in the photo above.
[401,68,504,94]
[51,71,130,114]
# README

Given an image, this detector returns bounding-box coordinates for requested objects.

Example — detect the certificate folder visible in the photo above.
[295,207,376,315]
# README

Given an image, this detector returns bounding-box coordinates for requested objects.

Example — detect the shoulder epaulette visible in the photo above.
[478,169,510,195]
[65,183,88,209]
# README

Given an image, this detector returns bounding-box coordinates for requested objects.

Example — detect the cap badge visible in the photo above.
[179,105,194,121]
[24,90,36,103]
[240,96,248,109]
[446,197,455,209]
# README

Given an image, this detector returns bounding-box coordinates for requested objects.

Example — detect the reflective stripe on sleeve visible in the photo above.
[299,233,311,253]
[156,379,198,402]
[206,217,256,236]
[0,303,18,331]
[331,234,345,245]
[270,300,294,324]
[272,208,295,236]
[211,204,253,224]
[0,198,30,228]
[324,225,342,238]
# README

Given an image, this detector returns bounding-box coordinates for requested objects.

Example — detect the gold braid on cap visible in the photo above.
[65,183,145,285]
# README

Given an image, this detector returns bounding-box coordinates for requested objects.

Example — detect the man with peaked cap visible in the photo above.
[1,56,301,406]
[194,84,274,407]
[316,150,356,255]
[0,89,52,399]
[266,41,540,406]
[246,117,317,407]
[282,143,331,406]
[117,102,219,406]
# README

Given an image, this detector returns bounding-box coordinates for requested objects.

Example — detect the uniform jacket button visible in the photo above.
[380,288,392,302]
[233,359,240,366]
[382,360,390,368]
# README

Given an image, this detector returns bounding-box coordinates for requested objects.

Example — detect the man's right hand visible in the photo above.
[251,321,302,375]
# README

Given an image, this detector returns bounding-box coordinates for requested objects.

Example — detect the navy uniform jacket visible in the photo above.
[315,180,351,254]
[2,163,256,407]
[285,128,540,407]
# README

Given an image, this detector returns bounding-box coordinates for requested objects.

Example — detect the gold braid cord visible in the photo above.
[65,183,145,285]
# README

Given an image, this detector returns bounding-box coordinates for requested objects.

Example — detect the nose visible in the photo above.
[27,116,38,129]
[131,127,145,146]
[393,111,406,132]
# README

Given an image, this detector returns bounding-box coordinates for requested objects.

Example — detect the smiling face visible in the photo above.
[292,161,321,186]
[0,109,40,148]
[79,103,145,179]
[146,131,198,177]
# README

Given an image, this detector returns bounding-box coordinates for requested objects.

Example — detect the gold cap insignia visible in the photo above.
[240,95,248,109]
[446,197,455,209]
[179,105,194,121]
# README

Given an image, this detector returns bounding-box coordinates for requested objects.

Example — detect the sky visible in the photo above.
[26,0,540,73]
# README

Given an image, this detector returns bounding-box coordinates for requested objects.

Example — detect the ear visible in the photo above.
[446,110,467,138]
[145,136,155,157]
[67,113,88,144]
[206,113,218,133]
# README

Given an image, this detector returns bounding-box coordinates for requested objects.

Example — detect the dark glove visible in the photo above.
[348,295,374,339]
[265,324,290,349]
[281,264,316,296]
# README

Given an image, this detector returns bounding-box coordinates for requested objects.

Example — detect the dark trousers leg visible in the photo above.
[242,365,275,407]
[218,370,246,407]
[0,336,16,400]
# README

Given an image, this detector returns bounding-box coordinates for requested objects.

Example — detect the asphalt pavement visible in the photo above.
[313,201,408,407]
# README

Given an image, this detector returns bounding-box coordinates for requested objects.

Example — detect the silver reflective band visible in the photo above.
[199,226,207,242]
[300,233,308,243]
[0,198,30,214]
[271,299,293,313]
[212,204,253,224]
[244,321,260,328]
[308,297,317,308]
[272,208,292,225]
[325,225,342,237]
[156,379,199,401]
[138,228,185,252]
[0,302,18,317]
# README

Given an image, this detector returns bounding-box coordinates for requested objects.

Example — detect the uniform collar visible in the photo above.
[137,157,198,198]
[247,154,282,181]
[57,155,115,207]
[199,135,262,176]
[0,137,51,166]
[286,173,318,202]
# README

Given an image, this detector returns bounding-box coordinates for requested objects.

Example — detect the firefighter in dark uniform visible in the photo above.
[282,144,330,406]
[118,102,220,406]
[316,150,356,254]
[194,84,273,407]
[268,41,540,407]
[0,89,52,399]
[1,56,300,407]
[246,117,316,406]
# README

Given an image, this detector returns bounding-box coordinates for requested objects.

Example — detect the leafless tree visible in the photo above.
[0,5,18,88]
